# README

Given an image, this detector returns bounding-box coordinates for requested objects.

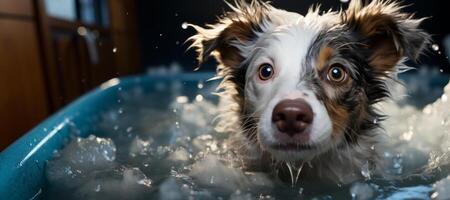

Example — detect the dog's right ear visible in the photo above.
[188,0,270,69]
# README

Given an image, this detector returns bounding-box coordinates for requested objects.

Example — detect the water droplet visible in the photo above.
[113,125,119,131]
[351,192,357,200]
[373,117,378,124]
[392,154,403,174]
[432,44,440,51]
[112,47,118,53]
[175,41,180,45]
[431,192,439,199]
[360,161,371,180]
[181,22,189,29]
[440,69,444,73]
[138,178,152,187]
[95,184,101,192]
[126,127,133,133]
[159,33,163,37]
[197,82,204,89]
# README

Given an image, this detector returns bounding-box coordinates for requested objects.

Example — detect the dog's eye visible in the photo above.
[258,64,274,81]
[327,64,347,83]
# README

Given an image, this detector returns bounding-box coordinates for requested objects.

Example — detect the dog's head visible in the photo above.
[189,0,429,162]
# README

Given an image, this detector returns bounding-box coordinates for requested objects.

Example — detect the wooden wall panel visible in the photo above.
[0,18,49,150]
[109,0,141,75]
[0,0,34,17]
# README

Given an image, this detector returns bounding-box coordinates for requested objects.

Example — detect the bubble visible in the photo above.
[195,94,204,102]
[77,26,87,36]
[197,82,204,89]
[176,96,189,104]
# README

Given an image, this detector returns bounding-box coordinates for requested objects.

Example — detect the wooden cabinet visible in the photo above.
[0,0,34,17]
[0,0,141,150]
[36,0,141,110]
[0,4,49,149]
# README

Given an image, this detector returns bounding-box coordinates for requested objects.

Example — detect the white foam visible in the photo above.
[432,176,450,200]
[189,155,273,193]
[45,78,450,199]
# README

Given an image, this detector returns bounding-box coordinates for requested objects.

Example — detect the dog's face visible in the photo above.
[190,0,429,162]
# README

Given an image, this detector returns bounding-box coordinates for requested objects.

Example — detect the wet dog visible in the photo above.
[188,0,430,183]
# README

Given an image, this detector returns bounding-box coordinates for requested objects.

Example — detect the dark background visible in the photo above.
[136,0,450,72]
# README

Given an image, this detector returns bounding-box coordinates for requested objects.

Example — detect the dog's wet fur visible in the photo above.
[188,0,430,184]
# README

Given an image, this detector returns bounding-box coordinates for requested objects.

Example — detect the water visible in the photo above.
[43,76,450,200]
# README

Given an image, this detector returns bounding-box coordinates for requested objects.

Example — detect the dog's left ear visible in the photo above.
[343,0,430,72]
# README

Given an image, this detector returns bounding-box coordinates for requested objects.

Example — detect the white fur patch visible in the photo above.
[235,10,334,161]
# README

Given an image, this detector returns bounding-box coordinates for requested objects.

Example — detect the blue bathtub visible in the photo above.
[1,72,448,200]
[0,73,214,200]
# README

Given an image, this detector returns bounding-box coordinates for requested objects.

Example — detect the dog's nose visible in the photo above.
[272,99,313,136]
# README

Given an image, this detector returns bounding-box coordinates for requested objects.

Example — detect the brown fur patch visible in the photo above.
[213,20,255,68]
[323,98,349,138]
[316,46,334,72]
[367,37,402,72]
[342,0,407,72]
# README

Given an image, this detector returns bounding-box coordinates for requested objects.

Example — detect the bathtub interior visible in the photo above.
[1,71,450,200]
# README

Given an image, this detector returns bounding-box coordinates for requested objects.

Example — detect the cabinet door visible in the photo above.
[0,18,49,149]
[51,30,90,104]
